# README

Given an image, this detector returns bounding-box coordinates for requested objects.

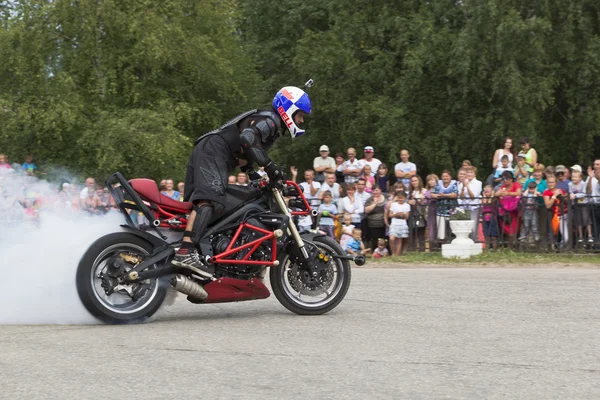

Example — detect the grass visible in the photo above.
[369,250,600,265]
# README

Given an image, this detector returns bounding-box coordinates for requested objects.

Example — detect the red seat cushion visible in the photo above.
[129,179,193,211]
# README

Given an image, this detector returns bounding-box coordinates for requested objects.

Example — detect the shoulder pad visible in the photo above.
[194,109,259,144]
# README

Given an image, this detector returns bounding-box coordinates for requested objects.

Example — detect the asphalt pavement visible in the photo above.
[2,268,600,399]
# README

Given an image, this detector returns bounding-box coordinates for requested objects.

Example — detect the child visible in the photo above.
[494,155,514,186]
[339,213,355,251]
[481,185,498,249]
[372,238,390,258]
[514,153,531,186]
[317,190,338,239]
[388,191,411,256]
[376,164,390,194]
[361,165,375,193]
[569,171,593,244]
[519,181,540,242]
[346,228,369,256]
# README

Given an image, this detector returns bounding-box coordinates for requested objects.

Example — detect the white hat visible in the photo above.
[364,146,374,153]
[571,164,582,172]
[62,183,70,189]
[319,145,329,152]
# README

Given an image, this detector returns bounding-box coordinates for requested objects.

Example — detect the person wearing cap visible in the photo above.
[313,145,336,183]
[394,149,417,187]
[359,146,381,177]
[514,153,531,186]
[555,165,571,192]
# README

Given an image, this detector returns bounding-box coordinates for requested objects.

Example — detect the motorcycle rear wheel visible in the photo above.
[270,235,351,315]
[76,232,167,324]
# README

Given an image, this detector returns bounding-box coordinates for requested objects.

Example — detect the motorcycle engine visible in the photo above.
[210,217,273,278]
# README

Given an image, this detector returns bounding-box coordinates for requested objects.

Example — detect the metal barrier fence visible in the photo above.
[403,196,600,253]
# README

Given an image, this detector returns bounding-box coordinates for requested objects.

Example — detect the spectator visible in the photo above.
[359,146,382,176]
[22,154,37,176]
[514,153,530,185]
[346,228,368,256]
[520,137,538,170]
[161,179,181,200]
[177,182,185,201]
[544,175,568,247]
[342,147,362,183]
[298,168,321,233]
[341,183,363,228]
[318,173,340,200]
[495,170,522,242]
[462,160,472,168]
[313,145,336,183]
[364,184,387,250]
[481,185,498,249]
[257,166,268,178]
[587,160,600,239]
[339,213,354,251]
[0,154,12,170]
[376,163,390,194]
[394,149,417,187]
[388,181,407,201]
[555,165,571,192]
[236,172,248,186]
[334,152,345,184]
[79,177,96,208]
[408,175,426,252]
[519,181,540,242]
[493,155,514,186]
[569,170,593,245]
[317,190,337,239]
[336,183,347,215]
[228,175,237,185]
[424,174,440,246]
[492,137,515,169]
[83,185,101,214]
[355,178,370,205]
[431,170,458,241]
[388,191,410,256]
[459,166,482,240]
[159,179,167,192]
[524,163,548,240]
[95,184,112,213]
[372,238,390,258]
[361,165,375,193]
[545,165,555,177]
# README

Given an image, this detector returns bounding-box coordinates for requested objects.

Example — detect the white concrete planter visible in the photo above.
[449,220,475,244]
[442,220,482,259]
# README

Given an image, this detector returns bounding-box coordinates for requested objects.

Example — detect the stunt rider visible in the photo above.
[172,86,312,273]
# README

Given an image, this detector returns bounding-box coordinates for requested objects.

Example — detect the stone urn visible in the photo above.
[442,219,482,259]
[449,220,475,244]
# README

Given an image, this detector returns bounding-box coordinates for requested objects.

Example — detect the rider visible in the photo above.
[172,86,312,273]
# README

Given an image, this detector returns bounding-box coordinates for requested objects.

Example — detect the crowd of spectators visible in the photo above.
[4,137,600,255]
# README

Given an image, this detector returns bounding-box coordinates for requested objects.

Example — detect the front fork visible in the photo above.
[272,188,312,261]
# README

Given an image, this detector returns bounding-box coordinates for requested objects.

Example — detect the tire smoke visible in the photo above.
[0,172,123,324]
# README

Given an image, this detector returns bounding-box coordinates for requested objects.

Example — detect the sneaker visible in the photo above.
[518,236,526,241]
[578,238,584,244]
[172,248,214,278]
[588,238,595,244]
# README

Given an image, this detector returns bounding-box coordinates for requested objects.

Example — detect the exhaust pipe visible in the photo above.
[170,274,208,301]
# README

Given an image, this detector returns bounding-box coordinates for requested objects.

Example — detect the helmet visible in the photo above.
[272,86,312,138]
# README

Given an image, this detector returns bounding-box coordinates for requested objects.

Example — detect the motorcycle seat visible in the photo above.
[129,178,193,212]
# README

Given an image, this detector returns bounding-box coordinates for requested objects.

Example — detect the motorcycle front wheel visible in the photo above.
[270,235,351,315]
[76,232,167,324]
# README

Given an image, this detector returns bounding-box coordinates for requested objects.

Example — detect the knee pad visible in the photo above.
[191,204,214,245]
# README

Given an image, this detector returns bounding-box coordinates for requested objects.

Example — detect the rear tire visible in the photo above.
[76,232,167,324]
[270,235,351,315]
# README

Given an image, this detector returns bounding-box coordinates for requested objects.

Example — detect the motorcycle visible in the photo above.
[76,172,365,324]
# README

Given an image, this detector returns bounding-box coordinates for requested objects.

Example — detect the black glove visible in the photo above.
[266,162,286,183]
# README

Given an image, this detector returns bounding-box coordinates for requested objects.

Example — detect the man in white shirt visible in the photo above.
[313,145,336,183]
[586,160,600,239]
[355,178,371,205]
[394,149,417,186]
[359,146,381,176]
[318,172,340,200]
[298,169,321,233]
[342,147,362,183]
[79,177,96,208]
[458,166,483,239]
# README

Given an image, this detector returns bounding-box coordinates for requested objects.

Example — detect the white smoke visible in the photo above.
[0,170,124,324]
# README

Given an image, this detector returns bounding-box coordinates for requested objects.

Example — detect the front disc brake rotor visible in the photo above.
[287,257,334,296]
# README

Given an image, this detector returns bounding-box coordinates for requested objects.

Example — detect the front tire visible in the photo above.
[270,235,351,315]
[76,232,167,324]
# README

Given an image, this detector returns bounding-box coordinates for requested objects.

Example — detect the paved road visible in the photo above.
[2,268,600,399]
